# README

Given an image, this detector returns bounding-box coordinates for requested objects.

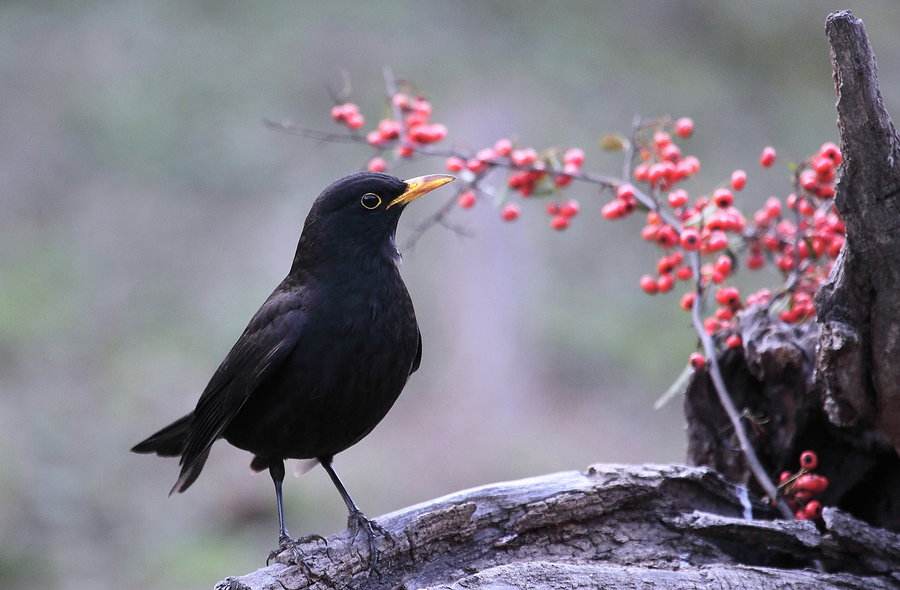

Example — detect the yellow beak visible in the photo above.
[387,174,455,209]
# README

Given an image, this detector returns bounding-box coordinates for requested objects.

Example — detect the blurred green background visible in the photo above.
[2,1,899,588]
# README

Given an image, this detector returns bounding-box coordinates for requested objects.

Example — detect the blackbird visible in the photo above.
[132,171,454,563]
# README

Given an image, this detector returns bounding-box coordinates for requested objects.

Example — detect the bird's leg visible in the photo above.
[266,459,327,566]
[319,457,392,575]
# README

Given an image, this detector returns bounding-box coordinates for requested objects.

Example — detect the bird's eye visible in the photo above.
[360,193,382,210]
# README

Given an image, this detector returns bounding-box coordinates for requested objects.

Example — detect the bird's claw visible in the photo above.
[347,510,392,576]
[267,532,328,566]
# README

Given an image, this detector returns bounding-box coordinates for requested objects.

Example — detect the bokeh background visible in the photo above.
[3,1,899,588]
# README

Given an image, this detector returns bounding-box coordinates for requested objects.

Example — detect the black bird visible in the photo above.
[132,171,454,562]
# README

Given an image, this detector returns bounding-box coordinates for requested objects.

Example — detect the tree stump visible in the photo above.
[686,9,900,532]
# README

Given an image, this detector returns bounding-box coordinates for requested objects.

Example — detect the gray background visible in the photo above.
[2,2,899,588]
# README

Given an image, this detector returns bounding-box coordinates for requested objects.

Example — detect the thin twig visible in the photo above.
[402,190,469,250]
[688,251,794,519]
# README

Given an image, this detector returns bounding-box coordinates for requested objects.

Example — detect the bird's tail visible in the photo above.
[131,413,193,457]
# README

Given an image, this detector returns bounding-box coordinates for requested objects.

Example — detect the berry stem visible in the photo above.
[688,250,794,519]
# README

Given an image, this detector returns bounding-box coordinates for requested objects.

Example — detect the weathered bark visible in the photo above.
[816,11,900,452]
[686,9,900,532]
[216,464,899,590]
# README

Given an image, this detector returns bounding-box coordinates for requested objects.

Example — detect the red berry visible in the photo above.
[725,334,742,349]
[676,266,693,281]
[367,157,387,173]
[819,141,842,165]
[653,132,672,151]
[396,144,414,158]
[457,190,476,209]
[405,112,428,129]
[392,93,411,110]
[715,307,734,321]
[681,155,701,175]
[730,169,747,191]
[689,352,706,369]
[511,148,538,167]
[661,143,682,162]
[559,199,580,218]
[779,471,792,484]
[713,188,734,208]
[601,200,626,220]
[494,138,513,156]
[331,102,358,122]
[714,255,733,276]
[445,156,465,172]
[760,146,777,168]
[715,286,741,307]
[674,117,694,138]
[617,183,636,200]
[813,156,834,177]
[680,292,696,310]
[412,97,432,116]
[804,500,823,519]
[563,147,585,167]
[680,228,701,251]
[640,275,658,294]
[799,169,818,191]
[706,231,729,252]
[667,189,689,208]
[550,215,569,231]
[799,450,818,470]
[546,202,560,216]
[795,474,829,495]
[377,118,402,139]
[345,112,365,129]
[669,188,688,208]
[476,148,496,163]
[501,203,520,221]
[656,225,679,248]
[657,273,674,293]
[366,131,386,146]
[633,163,650,182]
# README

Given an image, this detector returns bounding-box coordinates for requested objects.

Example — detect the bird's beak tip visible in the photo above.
[388,174,455,208]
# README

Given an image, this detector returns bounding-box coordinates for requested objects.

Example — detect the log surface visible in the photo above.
[215,464,900,590]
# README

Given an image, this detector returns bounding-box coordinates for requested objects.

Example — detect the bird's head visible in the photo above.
[292,172,454,271]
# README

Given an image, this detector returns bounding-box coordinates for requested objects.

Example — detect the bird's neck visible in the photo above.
[289,231,401,277]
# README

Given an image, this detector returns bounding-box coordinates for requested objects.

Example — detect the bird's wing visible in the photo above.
[172,284,306,493]
[410,327,422,375]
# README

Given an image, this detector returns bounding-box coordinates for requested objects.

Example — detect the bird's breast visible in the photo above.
[226,267,420,459]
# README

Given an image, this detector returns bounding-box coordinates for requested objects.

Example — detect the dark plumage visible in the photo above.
[132,171,453,561]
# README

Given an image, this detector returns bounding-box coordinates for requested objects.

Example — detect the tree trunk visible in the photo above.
[217,10,900,589]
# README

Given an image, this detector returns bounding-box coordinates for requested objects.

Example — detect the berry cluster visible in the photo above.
[321,89,845,373]
[778,450,829,521]
[600,121,844,366]
[448,140,588,229]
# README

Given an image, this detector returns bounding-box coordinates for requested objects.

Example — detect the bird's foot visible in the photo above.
[267,532,328,566]
[347,509,393,577]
